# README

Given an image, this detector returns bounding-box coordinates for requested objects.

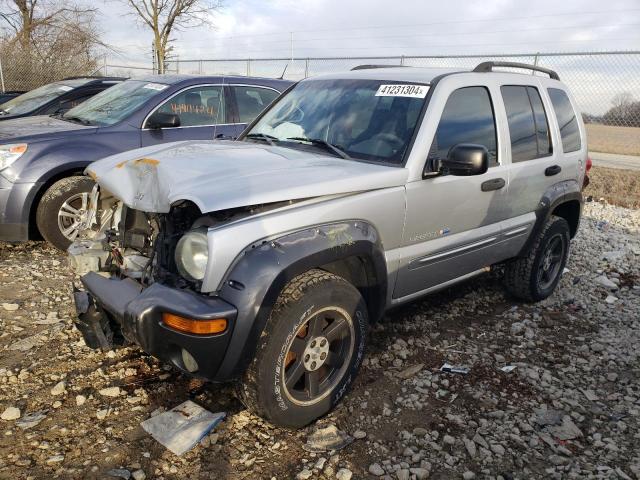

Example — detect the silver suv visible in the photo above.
[70,62,588,428]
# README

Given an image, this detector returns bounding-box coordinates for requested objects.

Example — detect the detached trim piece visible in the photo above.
[473,61,560,80]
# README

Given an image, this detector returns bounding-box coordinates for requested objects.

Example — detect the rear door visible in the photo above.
[140,84,236,146]
[227,85,282,137]
[499,83,568,234]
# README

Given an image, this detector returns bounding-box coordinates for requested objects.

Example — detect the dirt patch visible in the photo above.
[584,165,640,208]
[585,124,640,156]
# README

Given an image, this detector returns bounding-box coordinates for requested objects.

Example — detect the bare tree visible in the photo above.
[120,0,221,74]
[0,0,106,90]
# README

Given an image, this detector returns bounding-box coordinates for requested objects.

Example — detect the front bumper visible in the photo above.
[74,272,237,380]
[0,176,39,241]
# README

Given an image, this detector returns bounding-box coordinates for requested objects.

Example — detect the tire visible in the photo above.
[504,215,570,302]
[35,176,95,251]
[237,269,369,428]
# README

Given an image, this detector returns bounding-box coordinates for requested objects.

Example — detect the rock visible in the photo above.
[396,469,410,480]
[463,472,476,480]
[99,386,122,397]
[490,444,505,455]
[549,416,583,440]
[296,469,313,480]
[131,471,146,480]
[533,409,563,426]
[96,408,109,420]
[409,467,430,479]
[303,424,353,452]
[369,463,385,476]
[602,250,625,262]
[46,455,64,464]
[472,433,488,449]
[16,411,46,429]
[50,381,66,396]
[2,303,19,311]
[336,468,353,480]
[510,322,525,335]
[1,406,21,421]
[443,434,455,445]
[594,275,618,290]
[352,430,367,439]
[107,468,131,479]
[76,395,87,406]
[463,437,477,458]
[397,363,424,379]
[605,295,618,304]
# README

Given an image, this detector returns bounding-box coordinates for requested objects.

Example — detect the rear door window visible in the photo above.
[429,86,498,166]
[501,86,552,162]
[547,88,581,153]
[232,86,279,123]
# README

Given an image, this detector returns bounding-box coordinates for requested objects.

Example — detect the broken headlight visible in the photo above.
[174,228,209,281]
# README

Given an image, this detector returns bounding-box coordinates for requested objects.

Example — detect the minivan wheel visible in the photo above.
[35,177,95,251]
[504,215,570,302]
[237,269,368,428]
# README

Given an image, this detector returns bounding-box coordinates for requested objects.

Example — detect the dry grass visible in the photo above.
[586,124,640,156]
[584,165,640,209]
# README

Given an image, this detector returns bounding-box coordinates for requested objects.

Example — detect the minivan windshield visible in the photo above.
[0,79,88,116]
[245,79,429,164]
[62,79,168,127]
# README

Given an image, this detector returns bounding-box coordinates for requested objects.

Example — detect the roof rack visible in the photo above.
[351,64,407,71]
[472,61,560,80]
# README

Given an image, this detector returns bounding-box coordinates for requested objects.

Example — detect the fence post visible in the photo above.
[0,56,5,93]
[103,54,107,76]
[400,55,405,66]
[247,59,251,76]
[305,58,309,78]
[532,52,539,74]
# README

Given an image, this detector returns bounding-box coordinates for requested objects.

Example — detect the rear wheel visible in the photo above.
[237,269,368,428]
[504,215,570,302]
[35,177,95,251]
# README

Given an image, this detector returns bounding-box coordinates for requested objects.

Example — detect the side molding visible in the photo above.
[213,221,387,380]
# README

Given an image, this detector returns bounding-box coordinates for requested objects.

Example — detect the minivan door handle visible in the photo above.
[481,178,506,192]
[545,165,562,176]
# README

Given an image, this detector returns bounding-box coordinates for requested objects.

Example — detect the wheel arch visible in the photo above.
[214,221,387,380]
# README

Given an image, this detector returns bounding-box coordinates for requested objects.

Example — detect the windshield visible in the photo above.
[245,79,428,164]
[0,81,83,116]
[62,80,168,126]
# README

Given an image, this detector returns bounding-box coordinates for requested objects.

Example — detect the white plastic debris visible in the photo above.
[141,400,225,456]
[440,363,470,374]
[500,365,517,373]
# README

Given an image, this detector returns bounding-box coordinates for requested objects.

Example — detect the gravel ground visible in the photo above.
[1,201,639,480]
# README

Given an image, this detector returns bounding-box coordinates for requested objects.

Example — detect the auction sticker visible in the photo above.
[375,84,428,98]
[143,83,168,91]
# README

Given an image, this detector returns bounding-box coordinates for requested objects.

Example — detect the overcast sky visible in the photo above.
[99,0,640,65]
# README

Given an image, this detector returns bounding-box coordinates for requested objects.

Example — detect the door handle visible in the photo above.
[481,178,505,192]
[545,165,562,176]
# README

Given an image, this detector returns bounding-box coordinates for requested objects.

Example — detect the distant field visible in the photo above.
[586,124,640,156]
[584,165,640,209]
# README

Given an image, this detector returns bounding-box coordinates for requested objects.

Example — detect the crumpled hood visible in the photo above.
[87,140,408,213]
[0,115,94,140]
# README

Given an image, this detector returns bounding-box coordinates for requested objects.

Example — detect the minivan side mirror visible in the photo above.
[146,111,180,129]
[440,144,489,176]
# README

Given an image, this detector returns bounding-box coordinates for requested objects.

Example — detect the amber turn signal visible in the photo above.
[162,313,227,335]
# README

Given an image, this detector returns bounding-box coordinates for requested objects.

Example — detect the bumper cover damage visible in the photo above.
[74,272,237,380]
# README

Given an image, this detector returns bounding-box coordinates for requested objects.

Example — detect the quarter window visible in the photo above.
[232,86,279,123]
[501,86,552,162]
[547,88,581,153]
[428,86,498,167]
[156,85,225,127]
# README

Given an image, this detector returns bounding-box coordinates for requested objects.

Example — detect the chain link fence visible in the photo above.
[2,50,639,155]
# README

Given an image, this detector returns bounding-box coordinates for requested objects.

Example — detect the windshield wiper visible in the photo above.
[286,137,350,159]
[245,133,278,145]
[61,115,93,126]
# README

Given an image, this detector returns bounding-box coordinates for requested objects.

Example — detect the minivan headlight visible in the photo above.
[0,143,27,171]
[175,228,209,281]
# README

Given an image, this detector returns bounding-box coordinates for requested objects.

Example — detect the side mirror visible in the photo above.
[146,111,180,129]
[440,144,489,176]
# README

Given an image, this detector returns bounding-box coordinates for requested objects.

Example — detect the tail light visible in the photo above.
[586,156,592,172]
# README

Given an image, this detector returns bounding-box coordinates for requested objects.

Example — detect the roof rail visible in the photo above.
[472,61,560,80]
[351,64,407,71]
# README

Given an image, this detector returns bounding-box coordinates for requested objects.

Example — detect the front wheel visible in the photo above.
[237,269,369,428]
[35,177,95,251]
[504,215,570,302]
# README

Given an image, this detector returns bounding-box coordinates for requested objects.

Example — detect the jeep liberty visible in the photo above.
[69,62,588,427]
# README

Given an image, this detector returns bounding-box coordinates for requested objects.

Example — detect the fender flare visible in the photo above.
[517,179,583,257]
[213,220,387,380]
